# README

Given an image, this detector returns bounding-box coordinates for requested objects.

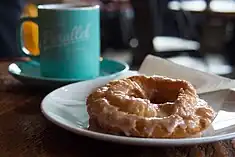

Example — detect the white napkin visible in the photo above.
[138,55,235,94]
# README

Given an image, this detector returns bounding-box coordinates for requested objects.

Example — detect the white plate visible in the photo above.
[41,72,235,146]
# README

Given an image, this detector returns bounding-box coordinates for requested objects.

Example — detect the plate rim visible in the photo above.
[40,81,235,146]
[8,58,129,82]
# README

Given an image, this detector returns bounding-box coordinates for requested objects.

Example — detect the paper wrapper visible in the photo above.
[138,55,235,94]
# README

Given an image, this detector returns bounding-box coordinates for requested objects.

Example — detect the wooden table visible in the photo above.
[1,60,235,157]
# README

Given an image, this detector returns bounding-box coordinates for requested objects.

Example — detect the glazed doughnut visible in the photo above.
[86,75,216,138]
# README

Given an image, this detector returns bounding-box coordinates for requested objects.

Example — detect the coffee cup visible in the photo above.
[17,3,100,80]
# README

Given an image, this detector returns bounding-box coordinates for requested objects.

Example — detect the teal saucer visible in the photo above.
[8,58,129,87]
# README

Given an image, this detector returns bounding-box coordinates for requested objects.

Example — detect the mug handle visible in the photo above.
[17,17,39,62]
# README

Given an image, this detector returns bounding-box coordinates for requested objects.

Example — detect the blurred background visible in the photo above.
[22,0,235,78]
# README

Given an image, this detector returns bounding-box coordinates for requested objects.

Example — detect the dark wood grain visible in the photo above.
[0,61,235,157]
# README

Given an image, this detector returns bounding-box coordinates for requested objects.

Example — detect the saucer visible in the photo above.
[8,58,129,87]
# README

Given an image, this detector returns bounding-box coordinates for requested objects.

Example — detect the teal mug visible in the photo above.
[18,3,100,80]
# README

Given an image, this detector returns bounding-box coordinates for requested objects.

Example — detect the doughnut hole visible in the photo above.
[149,88,181,104]
[147,89,182,118]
